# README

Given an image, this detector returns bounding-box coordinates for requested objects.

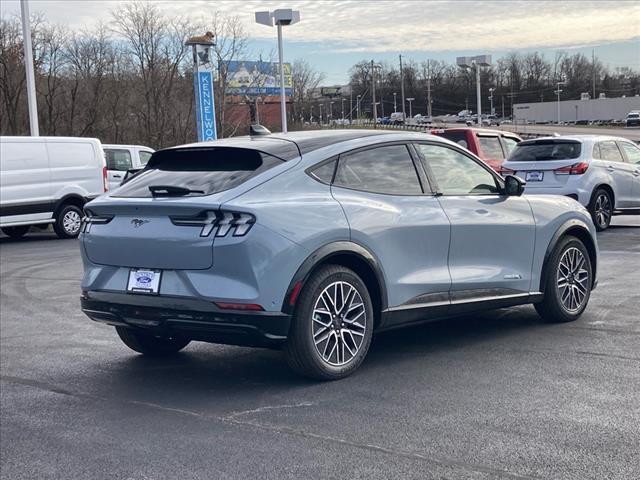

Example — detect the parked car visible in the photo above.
[378,116,391,125]
[414,114,433,125]
[500,135,640,231]
[390,112,405,125]
[80,130,599,380]
[103,144,154,190]
[430,128,522,171]
[1,136,107,239]
[626,111,640,127]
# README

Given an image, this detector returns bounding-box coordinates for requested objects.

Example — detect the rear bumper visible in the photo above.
[81,291,291,348]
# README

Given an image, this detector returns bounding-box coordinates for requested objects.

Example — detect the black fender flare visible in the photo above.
[52,194,91,217]
[539,218,597,293]
[281,241,388,315]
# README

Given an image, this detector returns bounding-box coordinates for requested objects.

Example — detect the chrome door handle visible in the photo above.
[113,174,122,178]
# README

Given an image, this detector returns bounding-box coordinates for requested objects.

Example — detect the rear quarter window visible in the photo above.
[112,147,284,198]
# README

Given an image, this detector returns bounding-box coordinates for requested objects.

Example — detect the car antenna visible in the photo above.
[249,124,271,136]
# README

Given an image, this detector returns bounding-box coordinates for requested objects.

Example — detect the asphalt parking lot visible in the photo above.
[1,217,638,480]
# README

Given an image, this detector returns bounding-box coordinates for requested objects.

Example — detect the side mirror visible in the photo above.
[504,175,526,196]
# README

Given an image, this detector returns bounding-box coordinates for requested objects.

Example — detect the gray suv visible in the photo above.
[80,130,598,379]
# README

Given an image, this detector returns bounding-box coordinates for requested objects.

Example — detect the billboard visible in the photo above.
[227,60,292,96]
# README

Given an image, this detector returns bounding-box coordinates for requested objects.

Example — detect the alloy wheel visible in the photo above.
[556,247,590,313]
[594,193,611,228]
[311,281,366,366]
[63,210,82,235]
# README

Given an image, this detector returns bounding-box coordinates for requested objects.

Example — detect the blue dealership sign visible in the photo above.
[191,43,217,141]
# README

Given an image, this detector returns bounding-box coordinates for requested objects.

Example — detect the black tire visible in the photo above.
[588,188,612,231]
[1,226,30,238]
[115,326,190,356]
[535,235,592,323]
[284,265,374,380]
[53,204,83,239]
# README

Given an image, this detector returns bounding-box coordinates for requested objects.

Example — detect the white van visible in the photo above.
[103,144,154,190]
[0,136,107,239]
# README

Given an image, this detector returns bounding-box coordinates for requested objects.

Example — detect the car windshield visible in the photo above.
[112,147,284,197]
[508,140,581,161]
[628,113,639,118]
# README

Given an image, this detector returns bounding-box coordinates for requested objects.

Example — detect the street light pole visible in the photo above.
[341,98,345,120]
[426,76,432,118]
[393,92,397,113]
[399,54,406,121]
[20,0,39,136]
[474,60,481,126]
[356,95,361,121]
[319,103,324,125]
[406,97,415,118]
[555,81,565,124]
[255,9,300,133]
[488,87,495,116]
[457,55,491,127]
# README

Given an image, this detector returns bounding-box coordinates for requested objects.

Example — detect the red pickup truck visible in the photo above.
[430,128,522,171]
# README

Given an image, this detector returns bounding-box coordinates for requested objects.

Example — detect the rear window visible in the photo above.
[508,140,581,162]
[112,147,284,198]
[435,131,469,149]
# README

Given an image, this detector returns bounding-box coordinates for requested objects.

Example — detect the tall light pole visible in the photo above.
[255,9,300,133]
[370,61,381,125]
[399,54,406,121]
[457,55,491,126]
[406,97,415,118]
[426,76,432,118]
[329,101,335,122]
[393,92,397,113]
[318,103,324,125]
[356,94,361,121]
[20,0,39,136]
[488,87,495,116]
[555,80,565,124]
[341,98,345,120]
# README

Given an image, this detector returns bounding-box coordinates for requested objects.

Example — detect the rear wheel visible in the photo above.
[53,204,83,239]
[588,188,612,231]
[115,327,190,356]
[1,226,30,238]
[535,235,592,323]
[284,265,374,380]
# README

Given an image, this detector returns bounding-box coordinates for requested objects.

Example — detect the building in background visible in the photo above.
[513,95,640,124]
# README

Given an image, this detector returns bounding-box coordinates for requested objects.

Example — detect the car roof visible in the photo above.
[162,129,423,160]
[103,144,154,150]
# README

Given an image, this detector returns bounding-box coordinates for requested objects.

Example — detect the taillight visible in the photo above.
[102,166,108,191]
[81,209,114,233]
[554,162,589,175]
[499,166,516,175]
[215,302,263,311]
[169,210,255,238]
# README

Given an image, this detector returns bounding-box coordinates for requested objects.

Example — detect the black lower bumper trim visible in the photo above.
[81,292,291,348]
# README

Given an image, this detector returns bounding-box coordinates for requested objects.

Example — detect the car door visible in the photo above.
[330,143,452,321]
[414,142,536,301]
[597,141,634,207]
[617,141,640,207]
[104,148,133,190]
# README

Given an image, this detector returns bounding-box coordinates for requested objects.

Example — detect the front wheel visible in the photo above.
[535,235,592,323]
[115,327,190,356]
[588,188,612,231]
[284,265,374,380]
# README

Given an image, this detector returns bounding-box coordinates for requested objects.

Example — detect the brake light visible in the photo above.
[215,302,264,311]
[169,210,255,238]
[499,166,516,175]
[554,162,589,175]
[81,210,114,233]
[103,166,108,192]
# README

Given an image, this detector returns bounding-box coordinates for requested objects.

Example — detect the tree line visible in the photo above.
[348,53,639,120]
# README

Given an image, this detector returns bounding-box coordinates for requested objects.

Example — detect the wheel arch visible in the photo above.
[282,241,388,329]
[53,194,87,217]
[540,219,598,293]
[589,183,615,209]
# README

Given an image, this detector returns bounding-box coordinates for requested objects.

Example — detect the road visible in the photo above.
[1,217,639,479]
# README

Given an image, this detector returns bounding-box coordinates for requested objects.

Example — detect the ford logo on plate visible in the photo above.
[136,275,152,284]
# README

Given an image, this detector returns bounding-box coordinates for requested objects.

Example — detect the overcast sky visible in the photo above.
[2,0,639,84]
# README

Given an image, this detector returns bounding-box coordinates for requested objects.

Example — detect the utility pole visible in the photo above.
[555,81,565,124]
[426,76,432,117]
[310,104,313,124]
[399,54,406,121]
[356,94,361,121]
[319,103,324,125]
[20,0,39,136]
[349,90,353,123]
[371,60,380,126]
[501,95,505,119]
[381,96,385,117]
[474,60,481,126]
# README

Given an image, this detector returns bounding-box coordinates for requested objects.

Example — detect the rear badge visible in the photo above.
[131,218,150,228]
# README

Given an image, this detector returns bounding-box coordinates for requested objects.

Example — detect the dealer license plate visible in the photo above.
[525,171,544,182]
[127,268,161,294]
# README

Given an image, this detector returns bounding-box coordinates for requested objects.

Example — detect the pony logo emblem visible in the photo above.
[131,219,150,228]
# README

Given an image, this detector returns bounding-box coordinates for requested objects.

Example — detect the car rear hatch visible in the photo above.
[82,146,289,270]
[502,139,584,187]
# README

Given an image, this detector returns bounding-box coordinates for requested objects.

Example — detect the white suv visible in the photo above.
[501,135,640,230]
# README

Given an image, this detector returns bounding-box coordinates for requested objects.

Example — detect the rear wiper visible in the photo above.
[148,185,205,197]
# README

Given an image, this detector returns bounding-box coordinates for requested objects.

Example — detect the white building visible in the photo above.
[513,95,640,123]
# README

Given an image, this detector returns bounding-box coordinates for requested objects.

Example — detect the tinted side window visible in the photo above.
[417,144,499,195]
[105,149,132,171]
[618,142,640,164]
[334,145,422,195]
[599,142,624,163]
[502,137,519,155]
[477,136,504,159]
[308,159,337,184]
